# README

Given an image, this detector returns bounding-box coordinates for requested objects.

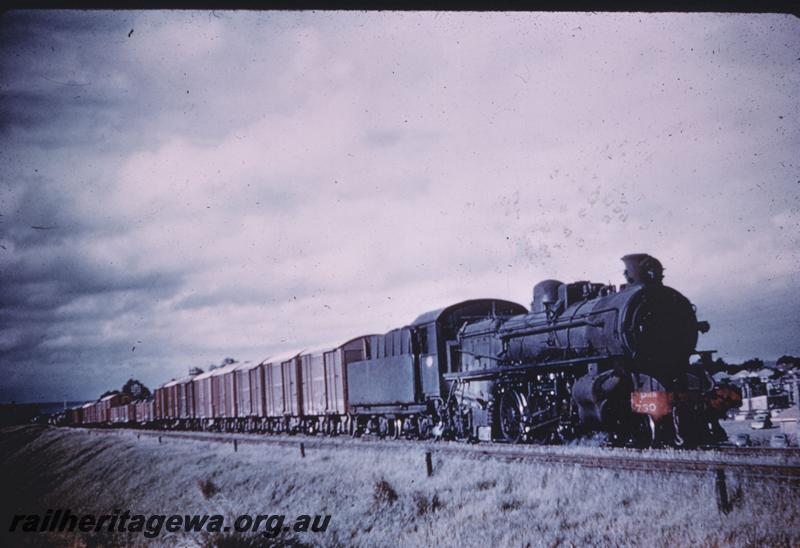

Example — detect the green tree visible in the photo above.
[740,358,764,371]
[121,379,151,400]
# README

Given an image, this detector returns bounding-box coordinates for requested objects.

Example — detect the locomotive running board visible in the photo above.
[443,354,622,383]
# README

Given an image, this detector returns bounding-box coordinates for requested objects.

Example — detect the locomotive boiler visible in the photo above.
[452,254,733,446]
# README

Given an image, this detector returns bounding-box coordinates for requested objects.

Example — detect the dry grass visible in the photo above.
[373,479,399,505]
[1,426,799,547]
[198,479,220,500]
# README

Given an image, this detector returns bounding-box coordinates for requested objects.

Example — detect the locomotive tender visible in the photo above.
[70,254,737,447]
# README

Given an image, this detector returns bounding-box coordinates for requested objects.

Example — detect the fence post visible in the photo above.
[158,436,162,444]
[300,442,305,458]
[715,469,731,514]
[234,439,238,452]
[425,451,433,477]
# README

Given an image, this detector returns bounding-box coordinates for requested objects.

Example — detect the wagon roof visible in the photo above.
[300,341,343,356]
[338,334,381,347]
[259,348,304,365]
[233,360,261,372]
[210,361,241,377]
[410,298,527,327]
[100,393,120,402]
[161,375,195,388]
[192,369,216,381]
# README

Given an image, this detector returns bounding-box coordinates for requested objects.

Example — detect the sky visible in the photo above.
[1,11,798,402]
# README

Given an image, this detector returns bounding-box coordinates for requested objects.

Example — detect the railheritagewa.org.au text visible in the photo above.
[9,509,331,538]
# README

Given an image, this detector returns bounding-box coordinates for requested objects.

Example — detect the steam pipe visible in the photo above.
[499,317,605,339]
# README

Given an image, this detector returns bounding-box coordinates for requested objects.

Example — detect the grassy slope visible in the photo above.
[1,426,798,548]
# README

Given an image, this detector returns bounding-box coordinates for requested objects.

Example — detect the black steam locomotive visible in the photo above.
[348,254,737,447]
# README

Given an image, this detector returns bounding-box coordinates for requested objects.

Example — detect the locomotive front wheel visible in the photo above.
[498,390,526,443]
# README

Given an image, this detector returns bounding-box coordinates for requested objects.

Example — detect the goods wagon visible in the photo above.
[153,381,172,422]
[193,369,215,423]
[213,362,240,430]
[234,361,262,431]
[81,401,95,424]
[109,403,136,425]
[176,375,196,421]
[96,393,131,424]
[300,336,375,434]
[258,349,302,433]
[135,399,154,425]
[154,383,165,422]
[66,406,83,426]
[156,374,199,428]
[299,343,331,432]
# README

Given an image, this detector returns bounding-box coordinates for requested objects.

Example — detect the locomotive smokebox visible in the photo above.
[621,254,664,285]
[531,279,563,313]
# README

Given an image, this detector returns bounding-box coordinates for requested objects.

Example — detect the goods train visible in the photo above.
[63,254,741,447]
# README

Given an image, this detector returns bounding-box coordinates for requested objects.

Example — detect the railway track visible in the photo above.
[714,445,800,457]
[81,427,800,481]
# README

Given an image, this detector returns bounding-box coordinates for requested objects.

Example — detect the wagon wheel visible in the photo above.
[378,417,389,438]
[401,418,413,439]
[498,389,526,443]
[388,418,401,440]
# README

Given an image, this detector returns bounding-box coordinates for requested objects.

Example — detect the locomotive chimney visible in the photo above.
[532,279,563,313]
[621,254,664,285]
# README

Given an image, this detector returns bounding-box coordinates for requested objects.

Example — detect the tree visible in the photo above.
[740,358,764,371]
[210,358,237,371]
[776,355,800,371]
[122,379,151,400]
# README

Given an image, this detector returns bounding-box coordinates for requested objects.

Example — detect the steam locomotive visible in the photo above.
[69,254,739,448]
[350,253,737,447]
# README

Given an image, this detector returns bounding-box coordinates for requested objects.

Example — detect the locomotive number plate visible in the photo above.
[630,391,673,420]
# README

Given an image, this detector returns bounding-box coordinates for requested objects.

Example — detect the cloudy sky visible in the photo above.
[1,11,798,402]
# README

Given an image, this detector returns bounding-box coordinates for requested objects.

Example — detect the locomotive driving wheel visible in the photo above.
[418,416,432,440]
[498,389,527,443]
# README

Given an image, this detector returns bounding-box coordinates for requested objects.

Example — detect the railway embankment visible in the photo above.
[2,426,799,547]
